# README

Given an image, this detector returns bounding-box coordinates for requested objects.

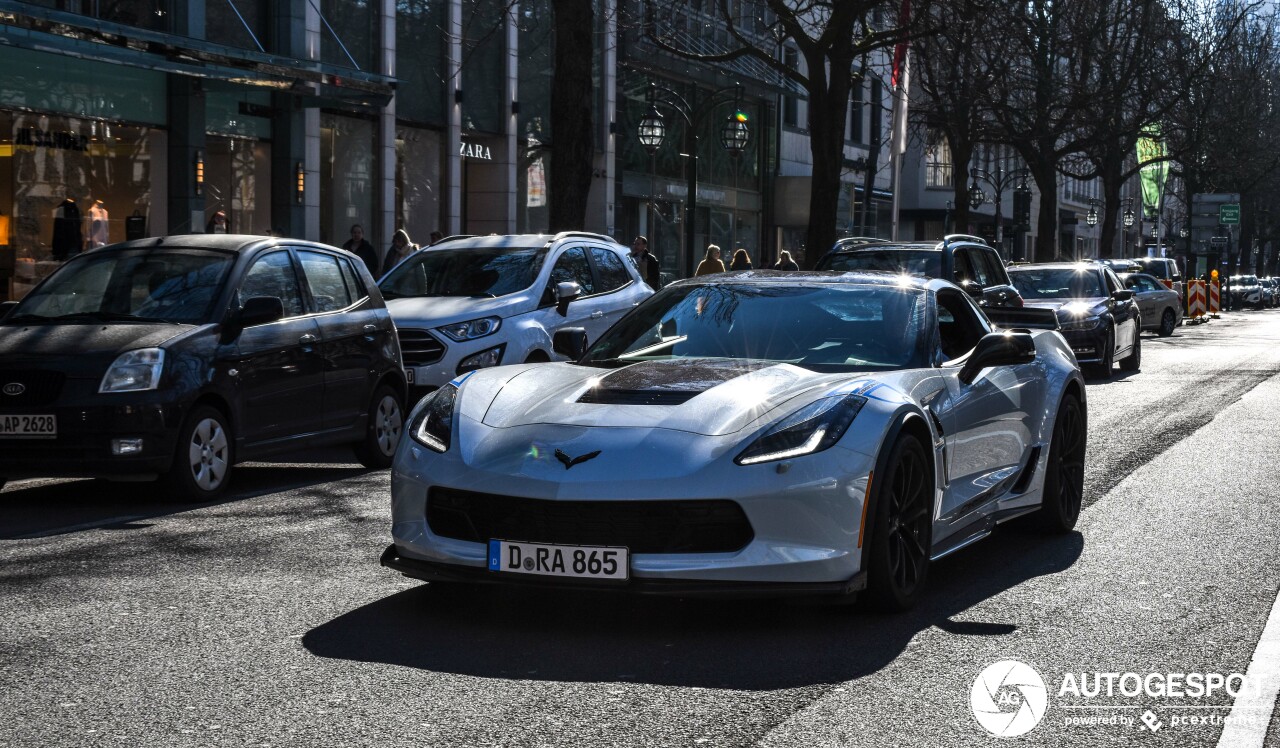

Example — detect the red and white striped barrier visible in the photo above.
[1208,281,1220,317]
[1188,280,1207,320]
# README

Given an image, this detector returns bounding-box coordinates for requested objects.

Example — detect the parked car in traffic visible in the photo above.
[1229,275,1265,310]
[382,271,1086,609]
[1119,272,1183,336]
[0,236,406,501]
[1127,257,1185,303]
[815,234,1024,308]
[1007,262,1141,378]
[1260,278,1277,308]
[378,232,653,398]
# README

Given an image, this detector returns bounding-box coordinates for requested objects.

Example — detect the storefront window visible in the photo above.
[516,130,549,234]
[204,136,272,236]
[1,114,166,300]
[320,113,375,247]
[395,126,442,245]
[397,0,447,125]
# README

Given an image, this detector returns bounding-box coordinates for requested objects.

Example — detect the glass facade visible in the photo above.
[204,136,272,235]
[320,113,375,246]
[206,0,269,51]
[26,0,171,32]
[395,126,443,244]
[396,0,448,125]
[461,0,507,134]
[322,0,378,71]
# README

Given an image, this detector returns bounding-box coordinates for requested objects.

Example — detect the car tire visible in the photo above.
[162,405,234,503]
[1120,330,1141,372]
[352,385,405,469]
[863,433,932,612]
[1034,393,1086,534]
[1158,309,1177,337]
[1087,328,1114,379]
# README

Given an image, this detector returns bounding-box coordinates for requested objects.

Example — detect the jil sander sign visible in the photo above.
[15,129,89,152]
[460,142,493,160]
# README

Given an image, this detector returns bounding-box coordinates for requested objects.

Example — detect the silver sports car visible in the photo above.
[382,271,1086,609]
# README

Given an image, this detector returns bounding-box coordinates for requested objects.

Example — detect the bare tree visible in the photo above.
[641,0,933,267]
[548,0,598,231]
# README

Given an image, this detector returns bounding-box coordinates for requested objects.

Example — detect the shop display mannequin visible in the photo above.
[51,198,81,261]
[87,199,109,248]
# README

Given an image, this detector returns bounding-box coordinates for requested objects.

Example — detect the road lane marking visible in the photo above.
[1215,589,1280,747]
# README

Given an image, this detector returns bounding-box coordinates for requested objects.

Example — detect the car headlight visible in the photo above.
[437,317,501,342]
[1058,315,1103,331]
[735,394,867,466]
[99,348,165,393]
[409,383,458,452]
[456,344,505,375]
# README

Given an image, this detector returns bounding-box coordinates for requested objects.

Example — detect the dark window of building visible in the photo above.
[397,0,448,124]
[461,0,507,134]
[850,80,864,143]
[321,0,377,71]
[206,0,267,51]
[782,47,799,128]
[32,0,171,32]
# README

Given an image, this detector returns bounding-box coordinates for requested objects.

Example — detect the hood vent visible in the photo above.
[578,388,699,406]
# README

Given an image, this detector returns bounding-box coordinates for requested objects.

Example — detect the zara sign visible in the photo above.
[460,142,493,160]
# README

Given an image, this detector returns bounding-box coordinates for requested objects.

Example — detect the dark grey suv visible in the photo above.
[815,235,1024,308]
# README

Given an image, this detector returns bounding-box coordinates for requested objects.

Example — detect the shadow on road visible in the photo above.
[304,527,1083,690]
[0,462,373,539]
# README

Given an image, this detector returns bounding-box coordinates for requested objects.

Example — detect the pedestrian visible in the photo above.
[384,229,419,271]
[729,248,753,271]
[630,235,662,289]
[695,244,726,276]
[773,250,799,271]
[342,224,381,278]
[205,210,228,234]
[429,230,444,245]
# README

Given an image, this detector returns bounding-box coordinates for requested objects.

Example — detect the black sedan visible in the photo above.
[0,236,406,501]
[1007,262,1141,378]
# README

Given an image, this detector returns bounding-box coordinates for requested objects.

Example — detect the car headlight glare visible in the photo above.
[1059,315,1103,331]
[456,344,505,375]
[99,348,165,393]
[410,383,458,453]
[437,316,501,342]
[736,394,867,466]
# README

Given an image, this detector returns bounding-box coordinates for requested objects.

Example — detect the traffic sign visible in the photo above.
[1220,204,1241,224]
[1210,236,1229,247]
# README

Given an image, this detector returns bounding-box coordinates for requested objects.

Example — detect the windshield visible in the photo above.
[9,249,233,325]
[1009,268,1106,299]
[580,283,927,373]
[819,249,942,277]
[378,246,547,299]
[1232,276,1259,285]
[1133,260,1170,279]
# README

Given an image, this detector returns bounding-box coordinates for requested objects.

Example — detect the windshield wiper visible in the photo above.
[50,312,174,323]
[3,313,51,323]
[580,357,641,369]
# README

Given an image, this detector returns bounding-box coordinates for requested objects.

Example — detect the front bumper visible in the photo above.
[1058,324,1109,364]
[380,544,867,597]
[0,384,184,479]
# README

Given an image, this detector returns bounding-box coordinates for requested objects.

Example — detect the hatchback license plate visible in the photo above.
[0,414,56,439]
[488,539,629,580]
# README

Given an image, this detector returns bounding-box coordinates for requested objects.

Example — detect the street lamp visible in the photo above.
[1086,200,1098,227]
[1121,196,1135,258]
[637,82,749,278]
[970,165,1030,259]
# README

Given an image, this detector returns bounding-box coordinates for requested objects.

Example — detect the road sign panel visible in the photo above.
[1210,236,1229,246]
[1220,204,1241,224]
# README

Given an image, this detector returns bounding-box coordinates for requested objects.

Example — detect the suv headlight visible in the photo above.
[409,383,458,453]
[736,395,867,466]
[1059,315,1103,331]
[99,348,165,393]
[437,317,501,342]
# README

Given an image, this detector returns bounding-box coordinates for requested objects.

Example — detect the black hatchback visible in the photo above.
[0,236,406,501]
[816,235,1024,308]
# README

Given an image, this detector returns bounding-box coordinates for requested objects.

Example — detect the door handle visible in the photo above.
[363,324,378,333]
[299,334,318,345]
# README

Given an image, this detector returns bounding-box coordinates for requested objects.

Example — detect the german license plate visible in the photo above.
[0,414,56,439]
[405,367,415,384]
[488,540,629,581]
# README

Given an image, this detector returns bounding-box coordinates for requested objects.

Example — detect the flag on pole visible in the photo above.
[888,0,912,157]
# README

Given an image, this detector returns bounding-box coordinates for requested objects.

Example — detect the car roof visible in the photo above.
[95,234,335,254]
[665,269,946,292]
[426,232,624,250]
[1007,262,1105,272]
[830,243,941,253]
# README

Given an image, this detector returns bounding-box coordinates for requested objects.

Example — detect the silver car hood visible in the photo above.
[461,360,873,437]
[386,292,535,326]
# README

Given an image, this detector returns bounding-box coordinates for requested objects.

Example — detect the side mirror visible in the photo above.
[555,281,582,317]
[237,296,285,328]
[1112,289,1134,302]
[958,331,1036,385]
[0,301,17,321]
[959,280,985,299]
[552,327,589,360]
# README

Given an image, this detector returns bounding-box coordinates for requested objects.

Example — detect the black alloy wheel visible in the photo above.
[864,434,932,612]
[1158,309,1177,337]
[1035,394,1086,533]
[1120,330,1141,372]
[1087,327,1115,380]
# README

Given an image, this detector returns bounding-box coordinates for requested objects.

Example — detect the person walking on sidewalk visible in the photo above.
[343,224,381,278]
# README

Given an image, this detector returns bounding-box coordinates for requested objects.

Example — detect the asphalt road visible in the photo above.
[4,311,1280,747]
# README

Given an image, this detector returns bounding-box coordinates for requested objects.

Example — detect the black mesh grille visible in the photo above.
[577,388,699,406]
[0,370,66,406]
[427,487,754,554]
[398,328,446,366]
